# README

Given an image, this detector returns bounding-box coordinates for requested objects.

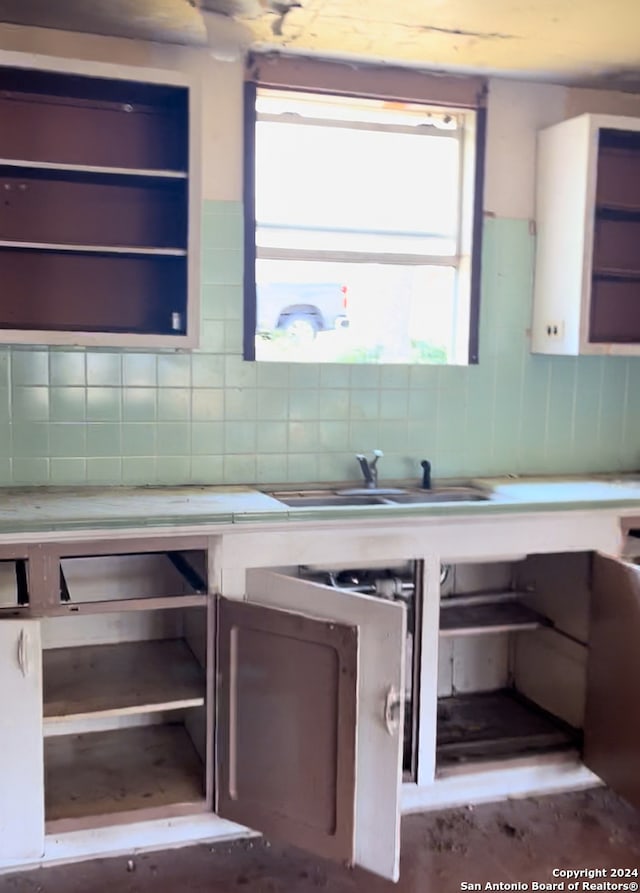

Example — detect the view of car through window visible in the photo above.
[252,89,475,364]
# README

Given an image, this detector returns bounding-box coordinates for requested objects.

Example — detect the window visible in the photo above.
[243,59,486,365]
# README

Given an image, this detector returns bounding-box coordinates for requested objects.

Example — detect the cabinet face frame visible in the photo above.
[0,50,201,349]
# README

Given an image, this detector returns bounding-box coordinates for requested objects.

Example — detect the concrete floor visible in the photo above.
[2,789,639,893]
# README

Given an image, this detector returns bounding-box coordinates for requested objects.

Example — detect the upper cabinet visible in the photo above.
[0,64,199,348]
[532,113,640,355]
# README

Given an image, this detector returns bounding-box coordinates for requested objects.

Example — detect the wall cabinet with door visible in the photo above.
[532,113,640,355]
[1,517,640,881]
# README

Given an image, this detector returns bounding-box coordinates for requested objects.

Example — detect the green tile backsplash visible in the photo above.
[0,201,639,487]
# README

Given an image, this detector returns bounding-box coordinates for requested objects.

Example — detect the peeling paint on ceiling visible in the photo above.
[0,0,639,89]
[0,0,207,45]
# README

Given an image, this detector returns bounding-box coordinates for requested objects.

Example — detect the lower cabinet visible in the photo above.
[2,540,640,880]
[434,550,640,817]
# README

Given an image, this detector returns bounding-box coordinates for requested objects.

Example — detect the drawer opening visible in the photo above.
[0,558,30,609]
[58,549,208,607]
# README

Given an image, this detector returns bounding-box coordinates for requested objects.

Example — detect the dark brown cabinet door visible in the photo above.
[216,598,358,864]
[584,553,640,808]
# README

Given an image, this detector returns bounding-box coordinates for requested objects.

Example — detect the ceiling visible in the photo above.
[1,0,640,90]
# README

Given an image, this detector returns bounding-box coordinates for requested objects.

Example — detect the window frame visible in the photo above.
[243,58,487,365]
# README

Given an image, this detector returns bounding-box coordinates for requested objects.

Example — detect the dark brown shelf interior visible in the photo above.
[591,128,640,343]
[0,67,188,171]
[0,167,187,250]
[0,65,190,337]
[0,248,186,334]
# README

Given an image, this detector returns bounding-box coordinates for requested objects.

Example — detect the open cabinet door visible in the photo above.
[0,619,44,861]
[217,569,406,882]
[584,553,640,809]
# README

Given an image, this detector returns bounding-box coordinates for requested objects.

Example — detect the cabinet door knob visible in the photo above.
[383,686,402,736]
[17,628,30,677]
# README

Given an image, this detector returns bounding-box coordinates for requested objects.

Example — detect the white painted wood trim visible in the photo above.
[0,241,186,256]
[0,619,45,862]
[0,158,187,178]
[402,758,600,814]
[416,555,440,786]
[0,48,193,87]
[0,815,254,876]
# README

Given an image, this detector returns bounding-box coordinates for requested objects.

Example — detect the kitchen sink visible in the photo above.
[386,487,489,504]
[269,490,389,507]
[269,486,490,507]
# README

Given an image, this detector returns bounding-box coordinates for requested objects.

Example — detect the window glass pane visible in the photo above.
[255,122,459,256]
[255,259,457,364]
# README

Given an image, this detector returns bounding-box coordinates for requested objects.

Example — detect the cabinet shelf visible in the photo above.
[437,690,579,766]
[592,267,640,280]
[439,596,548,636]
[0,240,186,257]
[43,639,205,724]
[45,723,205,822]
[596,201,640,216]
[0,157,187,179]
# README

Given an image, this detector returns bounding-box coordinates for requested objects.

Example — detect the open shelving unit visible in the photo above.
[0,64,195,346]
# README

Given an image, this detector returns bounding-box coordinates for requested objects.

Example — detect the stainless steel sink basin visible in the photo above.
[269,486,489,507]
[387,487,489,504]
[269,490,388,507]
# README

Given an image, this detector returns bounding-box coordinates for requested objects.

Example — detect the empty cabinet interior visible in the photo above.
[0,65,190,338]
[437,552,590,773]
[40,547,210,831]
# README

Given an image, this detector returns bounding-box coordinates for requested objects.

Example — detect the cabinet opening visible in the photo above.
[293,560,422,781]
[57,549,208,607]
[0,67,188,171]
[436,553,590,775]
[42,603,208,830]
[0,64,191,343]
[0,557,30,609]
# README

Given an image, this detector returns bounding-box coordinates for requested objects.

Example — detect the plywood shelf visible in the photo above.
[45,723,205,821]
[43,639,205,723]
[0,240,186,257]
[0,157,187,179]
[436,690,579,767]
[439,599,548,637]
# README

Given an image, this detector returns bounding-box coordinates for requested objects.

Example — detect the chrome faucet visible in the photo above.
[356,449,383,489]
